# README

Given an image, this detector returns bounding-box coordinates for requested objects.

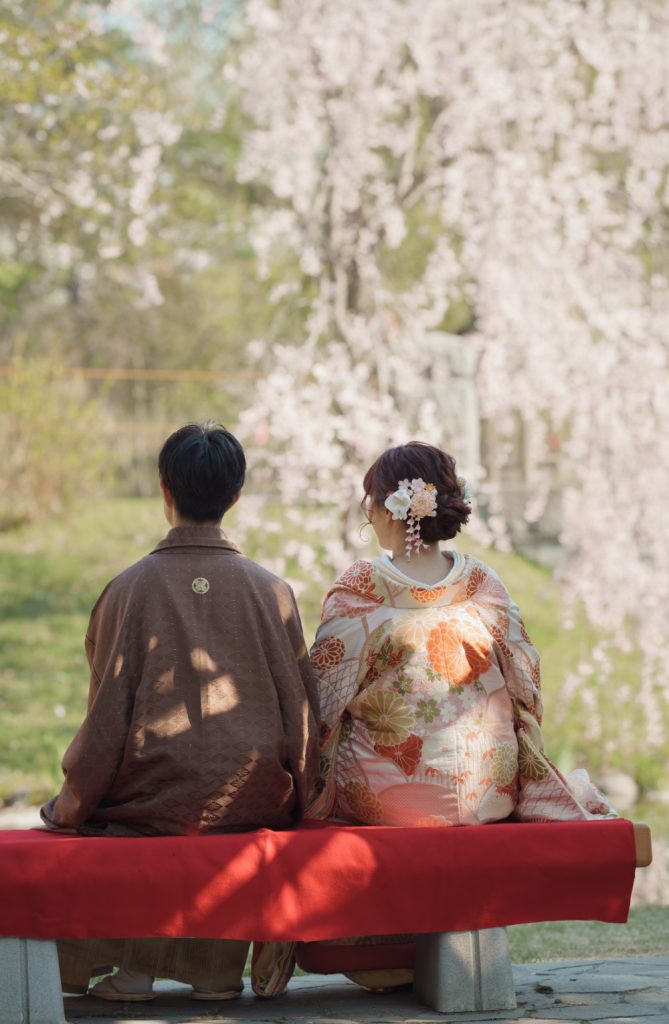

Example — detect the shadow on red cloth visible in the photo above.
[0,819,636,943]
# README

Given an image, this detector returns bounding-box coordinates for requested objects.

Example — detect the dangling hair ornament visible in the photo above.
[384,477,438,558]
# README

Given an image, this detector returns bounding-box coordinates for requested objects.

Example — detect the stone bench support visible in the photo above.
[0,930,516,1017]
[414,927,517,1013]
[0,938,64,1024]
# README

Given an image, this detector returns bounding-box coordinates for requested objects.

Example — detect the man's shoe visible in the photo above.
[89,969,156,1002]
[190,985,243,1001]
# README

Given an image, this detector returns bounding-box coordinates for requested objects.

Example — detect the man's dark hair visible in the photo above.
[158,421,246,522]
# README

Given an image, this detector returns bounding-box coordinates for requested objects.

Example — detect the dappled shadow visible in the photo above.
[37,555,319,836]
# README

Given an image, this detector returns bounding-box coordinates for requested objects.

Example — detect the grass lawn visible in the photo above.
[0,499,163,801]
[507,906,669,961]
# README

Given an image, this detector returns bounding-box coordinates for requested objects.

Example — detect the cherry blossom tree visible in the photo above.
[0,0,181,358]
[227,0,669,766]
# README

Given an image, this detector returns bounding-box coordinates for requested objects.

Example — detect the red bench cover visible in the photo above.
[0,819,636,942]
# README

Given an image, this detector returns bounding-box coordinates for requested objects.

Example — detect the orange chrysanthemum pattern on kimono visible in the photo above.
[426,618,492,685]
[391,608,442,649]
[490,623,513,662]
[343,780,384,824]
[466,566,508,607]
[338,560,382,602]
[311,636,346,669]
[410,586,446,604]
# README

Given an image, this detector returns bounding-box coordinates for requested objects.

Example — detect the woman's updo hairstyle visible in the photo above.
[362,442,471,542]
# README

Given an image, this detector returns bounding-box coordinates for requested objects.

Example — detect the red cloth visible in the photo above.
[0,820,636,942]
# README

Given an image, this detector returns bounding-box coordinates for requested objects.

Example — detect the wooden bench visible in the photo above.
[0,820,651,1022]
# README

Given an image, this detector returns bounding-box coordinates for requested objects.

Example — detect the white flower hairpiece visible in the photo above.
[384,477,438,558]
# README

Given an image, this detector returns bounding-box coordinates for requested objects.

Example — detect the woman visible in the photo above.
[298,441,612,991]
[310,441,610,828]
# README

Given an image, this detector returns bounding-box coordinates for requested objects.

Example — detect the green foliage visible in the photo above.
[0,357,114,528]
[0,498,161,801]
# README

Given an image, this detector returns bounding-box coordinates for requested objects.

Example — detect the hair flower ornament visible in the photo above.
[457,475,473,504]
[384,486,412,520]
[384,477,438,558]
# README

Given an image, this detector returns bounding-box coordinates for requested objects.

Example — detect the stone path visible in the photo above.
[62,957,669,1023]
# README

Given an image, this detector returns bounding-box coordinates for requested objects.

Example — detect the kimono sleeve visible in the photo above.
[40,585,135,830]
[473,563,614,821]
[266,584,320,817]
[305,567,376,820]
[310,577,372,735]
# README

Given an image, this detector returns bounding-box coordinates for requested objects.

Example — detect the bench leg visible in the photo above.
[0,938,65,1024]
[414,928,517,1014]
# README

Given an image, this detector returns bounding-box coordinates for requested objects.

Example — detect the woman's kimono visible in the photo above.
[252,551,613,996]
[310,552,611,825]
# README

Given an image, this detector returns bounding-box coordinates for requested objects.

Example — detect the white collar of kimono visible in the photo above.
[378,550,466,589]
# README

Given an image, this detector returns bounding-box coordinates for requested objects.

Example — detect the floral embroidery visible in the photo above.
[410,586,446,604]
[426,619,492,685]
[465,565,508,607]
[517,732,550,781]
[365,636,410,677]
[331,590,380,619]
[389,607,442,648]
[495,779,518,798]
[466,565,485,597]
[490,623,513,661]
[338,560,382,602]
[374,733,423,776]
[311,635,346,669]
[343,780,384,824]
[519,618,532,644]
[416,697,440,723]
[358,690,414,745]
[491,742,517,786]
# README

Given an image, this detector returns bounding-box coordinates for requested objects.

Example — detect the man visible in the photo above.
[43,421,319,1000]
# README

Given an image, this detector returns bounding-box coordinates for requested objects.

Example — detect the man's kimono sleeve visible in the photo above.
[266,584,320,818]
[40,586,135,830]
